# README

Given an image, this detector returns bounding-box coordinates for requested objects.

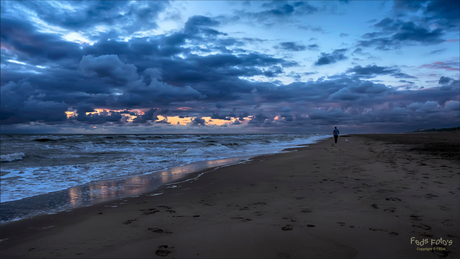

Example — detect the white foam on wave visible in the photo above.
[183,144,231,156]
[1,152,26,162]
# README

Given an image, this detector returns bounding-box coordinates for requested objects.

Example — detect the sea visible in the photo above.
[0,133,329,224]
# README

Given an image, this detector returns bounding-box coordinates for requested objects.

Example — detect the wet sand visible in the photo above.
[1,132,459,258]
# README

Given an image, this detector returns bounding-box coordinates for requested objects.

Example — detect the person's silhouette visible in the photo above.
[333,127,340,144]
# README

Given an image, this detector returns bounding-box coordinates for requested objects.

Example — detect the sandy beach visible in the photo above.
[1,132,459,258]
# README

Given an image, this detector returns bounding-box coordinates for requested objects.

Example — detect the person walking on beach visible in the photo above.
[333,127,340,144]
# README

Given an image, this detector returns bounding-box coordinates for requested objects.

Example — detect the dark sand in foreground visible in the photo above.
[1,132,459,258]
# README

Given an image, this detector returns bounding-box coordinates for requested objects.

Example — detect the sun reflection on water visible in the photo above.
[64,157,242,207]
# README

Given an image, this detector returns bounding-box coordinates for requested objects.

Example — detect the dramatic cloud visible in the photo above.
[1,81,68,125]
[79,55,138,85]
[314,49,348,66]
[346,65,417,79]
[1,1,458,133]
[358,19,445,50]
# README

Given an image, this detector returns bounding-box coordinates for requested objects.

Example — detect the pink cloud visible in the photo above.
[419,61,459,71]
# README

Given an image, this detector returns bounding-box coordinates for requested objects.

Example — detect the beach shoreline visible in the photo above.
[1,132,459,258]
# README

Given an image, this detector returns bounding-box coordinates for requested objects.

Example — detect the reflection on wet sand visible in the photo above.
[67,158,241,206]
[0,157,244,223]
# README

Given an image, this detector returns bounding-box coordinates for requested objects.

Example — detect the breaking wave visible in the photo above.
[1,152,26,162]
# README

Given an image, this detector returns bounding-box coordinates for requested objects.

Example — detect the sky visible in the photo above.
[1,0,459,134]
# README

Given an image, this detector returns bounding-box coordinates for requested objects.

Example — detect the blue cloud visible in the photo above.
[314,49,348,66]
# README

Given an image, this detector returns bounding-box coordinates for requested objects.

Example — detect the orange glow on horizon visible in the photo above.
[202,117,232,126]
[68,108,251,127]
[65,111,76,118]
[159,115,191,125]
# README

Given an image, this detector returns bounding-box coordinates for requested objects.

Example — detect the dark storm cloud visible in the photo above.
[1,81,68,125]
[263,66,284,77]
[132,108,158,123]
[392,22,443,43]
[117,78,206,107]
[314,49,348,66]
[358,1,458,51]
[211,112,232,120]
[191,117,206,126]
[1,17,83,66]
[247,113,274,127]
[184,15,225,36]
[439,76,454,85]
[328,81,391,101]
[424,0,460,29]
[393,0,459,30]
[3,1,170,39]
[1,1,459,133]
[1,9,300,114]
[308,108,349,125]
[216,101,226,109]
[79,55,138,85]
[75,109,123,124]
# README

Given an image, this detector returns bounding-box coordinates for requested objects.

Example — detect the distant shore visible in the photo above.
[1,132,459,258]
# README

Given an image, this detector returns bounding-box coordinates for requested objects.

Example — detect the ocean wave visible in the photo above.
[1,152,26,162]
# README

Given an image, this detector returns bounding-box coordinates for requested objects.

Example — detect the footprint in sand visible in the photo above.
[337,222,346,226]
[371,204,379,209]
[369,228,385,232]
[425,193,438,198]
[377,189,394,193]
[282,225,293,231]
[412,224,431,230]
[155,245,174,257]
[306,224,315,228]
[386,197,401,202]
[230,217,252,222]
[410,215,422,221]
[384,207,396,213]
[301,208,312,213]
[431,246,451,258]
[143,208,160,215]
[439,205,451,211]
[442,219,454,226]
[122,219,137,225]
[148,228,173,234]
[252,202,267,205]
